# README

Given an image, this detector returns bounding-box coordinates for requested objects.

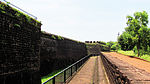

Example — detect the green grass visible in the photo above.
[140,55,150,61]
[117,50,136,56]
[117,50,150,61]
[41,70,61,84]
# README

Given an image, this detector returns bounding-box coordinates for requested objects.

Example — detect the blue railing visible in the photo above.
[1,0,37,20]
[43,55,91,84]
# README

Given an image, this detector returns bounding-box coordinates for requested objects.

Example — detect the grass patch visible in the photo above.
[140,55,150,61]
[117,50,136,56]
[117,50,150,61]
[41,70,61,84]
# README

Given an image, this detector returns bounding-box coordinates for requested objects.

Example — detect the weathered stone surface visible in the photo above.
[40,32,87,76]
[0,10,41,84]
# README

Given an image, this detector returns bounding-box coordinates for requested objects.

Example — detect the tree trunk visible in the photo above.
[137,46,140,57]
[137,35,140,57]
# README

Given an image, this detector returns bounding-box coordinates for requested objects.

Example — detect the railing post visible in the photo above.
[71,66,72,76]
[53,77,55,84]
[75,64,77,71]
[64,70,66,83]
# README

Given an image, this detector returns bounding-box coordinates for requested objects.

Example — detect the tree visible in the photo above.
[106,41,118,51]
[124,11,149,56]
[106,41,115,50]
[118,32,135,51]
[111,44,117,51]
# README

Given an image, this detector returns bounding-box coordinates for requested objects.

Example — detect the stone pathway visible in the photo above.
[68,56,109,84]
[97,56,109,84]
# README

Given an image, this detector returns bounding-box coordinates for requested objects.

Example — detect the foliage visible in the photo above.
[41,30,47,33]
[0,1,41,27]
[97,41,106,45]
[106,41,115,47]
[118,50,135,56]
[118,32,135,50]
[14,24,21,28]
[100,44,110,51]
[117,50,150,61]
[118,11,150,56]
[106,41,118,51]
[111,44,117,50]
[6,2,10,5]
[57,35,64,40]
[41,70,61,83]
[86,42,110,51]
[51,35,56,39]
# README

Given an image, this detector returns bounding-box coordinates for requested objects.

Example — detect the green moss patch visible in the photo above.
[0,1,41,27]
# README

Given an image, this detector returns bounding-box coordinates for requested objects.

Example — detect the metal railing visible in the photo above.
[43,55,91,84]
[1,0,37,20]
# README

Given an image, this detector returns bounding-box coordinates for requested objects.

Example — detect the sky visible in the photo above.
[1,0,150,42]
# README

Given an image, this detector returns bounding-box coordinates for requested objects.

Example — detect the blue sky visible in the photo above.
[2,0,150,42]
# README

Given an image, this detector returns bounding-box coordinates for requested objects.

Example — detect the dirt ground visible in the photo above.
[103,52,150,73]
[103,52,150,84]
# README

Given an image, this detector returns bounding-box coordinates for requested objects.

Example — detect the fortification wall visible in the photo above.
[0,1,41,84]
[86,43,101,55]
[40,32,87,76]
[0,1,88,83]
[85,41,110,53]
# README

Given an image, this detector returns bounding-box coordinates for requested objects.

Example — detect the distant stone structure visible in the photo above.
[85,41,110,55]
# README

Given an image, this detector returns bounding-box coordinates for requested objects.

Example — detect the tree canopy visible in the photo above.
[118,11,150,56]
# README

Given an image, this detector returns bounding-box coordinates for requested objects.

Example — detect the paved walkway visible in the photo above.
[68,56,109,84]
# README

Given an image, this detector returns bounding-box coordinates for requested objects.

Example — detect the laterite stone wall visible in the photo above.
[0,1,87,83]
[100,53,130,84]
[40,32,87,76]
[85,41,110,54]
[86,43,101,55]
[0,7,41,84]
